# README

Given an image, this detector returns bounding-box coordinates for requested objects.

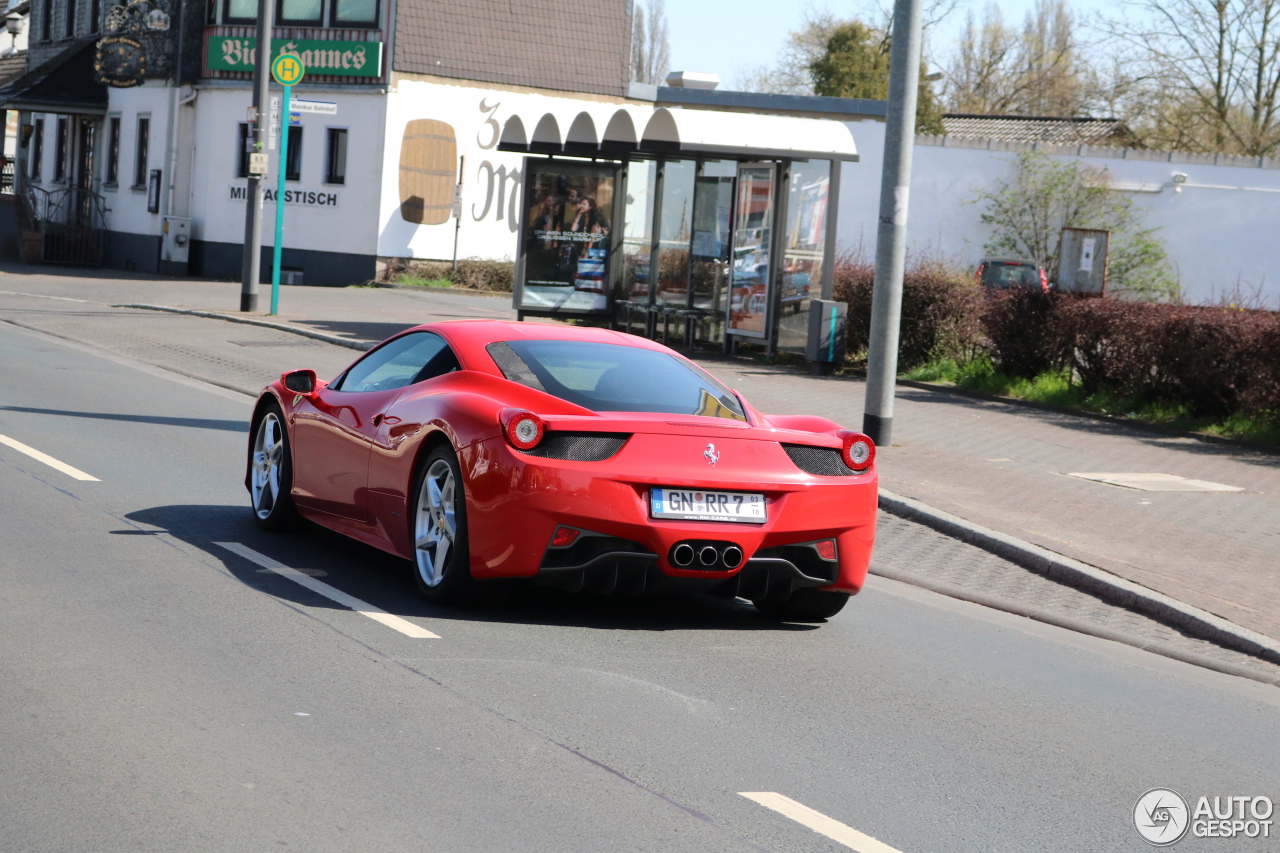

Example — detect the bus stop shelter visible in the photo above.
[499,106,859,356]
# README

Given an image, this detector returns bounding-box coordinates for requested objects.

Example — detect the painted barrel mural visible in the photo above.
[399,119,457,225]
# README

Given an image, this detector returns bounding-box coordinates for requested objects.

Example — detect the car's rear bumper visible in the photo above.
[460,434,877,594]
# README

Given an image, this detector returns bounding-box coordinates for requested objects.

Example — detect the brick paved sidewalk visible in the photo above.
[3,267,1277,647]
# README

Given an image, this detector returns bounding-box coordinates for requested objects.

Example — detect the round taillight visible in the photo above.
[505,411,544,451]
[842,432,875,472]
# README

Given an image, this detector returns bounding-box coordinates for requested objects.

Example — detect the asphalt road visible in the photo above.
[2,321,1278,853]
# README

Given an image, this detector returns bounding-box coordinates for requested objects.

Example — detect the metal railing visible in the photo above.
[19,185,107,265]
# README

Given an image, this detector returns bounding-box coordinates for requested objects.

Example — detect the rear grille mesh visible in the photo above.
[524,432,629,462]
[783,443,856,476]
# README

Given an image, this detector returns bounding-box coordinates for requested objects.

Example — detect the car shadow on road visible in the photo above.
[291,320,414,346]
[125,504,818,633]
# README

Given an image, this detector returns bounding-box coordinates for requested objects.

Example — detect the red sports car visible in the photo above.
[246,321,877,621]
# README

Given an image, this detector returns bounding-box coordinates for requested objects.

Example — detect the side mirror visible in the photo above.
[282,369,317,395]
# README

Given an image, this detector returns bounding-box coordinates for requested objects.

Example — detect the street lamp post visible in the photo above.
[238,0,274,312]
[863,0,924,446]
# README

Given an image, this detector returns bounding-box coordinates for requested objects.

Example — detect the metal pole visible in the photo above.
[238,0,273,312]
[451,154,464,272]
[270,83,291,316]
[862,0,924,445]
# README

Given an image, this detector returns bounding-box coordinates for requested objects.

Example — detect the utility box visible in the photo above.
[806,299,848,374]
[1057,227,1109,295]
[161,217,191,264]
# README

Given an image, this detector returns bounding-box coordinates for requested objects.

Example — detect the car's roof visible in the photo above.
[981,258,1039,266]
[405,319,676,373]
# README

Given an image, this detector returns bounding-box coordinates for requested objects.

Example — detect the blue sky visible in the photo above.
[666,0,1112,89]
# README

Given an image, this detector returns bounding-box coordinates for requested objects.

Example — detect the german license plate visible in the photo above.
[649,488,766,523]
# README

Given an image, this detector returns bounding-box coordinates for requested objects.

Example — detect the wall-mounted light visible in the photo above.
[1171,172,1188,193]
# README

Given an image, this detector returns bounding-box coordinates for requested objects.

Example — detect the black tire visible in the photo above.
[754,588,849,622]
[409,445,473,604]
[248,401,302,531]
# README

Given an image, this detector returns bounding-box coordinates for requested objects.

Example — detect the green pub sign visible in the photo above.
[207,37,382,78]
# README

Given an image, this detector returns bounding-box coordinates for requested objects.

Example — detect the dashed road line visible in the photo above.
[739,792,904,853]
[0,433,99,481]
[215,542,440,639]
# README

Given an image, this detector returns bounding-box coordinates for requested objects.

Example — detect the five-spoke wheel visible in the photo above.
[249,405,300,530]
[411,446,471,602]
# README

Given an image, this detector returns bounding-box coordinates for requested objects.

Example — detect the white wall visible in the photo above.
[380,77,648,261]
[186,85,386,256]
[838,122,1280,304]
[104,83,174,237]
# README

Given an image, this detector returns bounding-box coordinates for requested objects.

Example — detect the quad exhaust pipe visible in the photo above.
[669,541,744,570]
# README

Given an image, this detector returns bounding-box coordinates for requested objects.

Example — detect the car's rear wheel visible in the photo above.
[249,404,301,530]
[754,588,849,622]
[411,445,472,603]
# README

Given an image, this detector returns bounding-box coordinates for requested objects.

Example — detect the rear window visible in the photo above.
[487,340,746,421]
[984,262,1039,288]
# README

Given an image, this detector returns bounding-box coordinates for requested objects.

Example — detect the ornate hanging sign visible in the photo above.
[94,36,147,88]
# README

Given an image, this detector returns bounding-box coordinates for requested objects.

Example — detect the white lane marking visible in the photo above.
[739,792,905,853]
[215,542,440,639]
[0,433,99,481]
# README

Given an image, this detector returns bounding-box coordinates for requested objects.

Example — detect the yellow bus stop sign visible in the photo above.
[271,54,305,86]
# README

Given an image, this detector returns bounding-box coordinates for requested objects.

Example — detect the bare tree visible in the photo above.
[1106,0,1280,155]
[632,0,672,85]
[944,0,1097,116]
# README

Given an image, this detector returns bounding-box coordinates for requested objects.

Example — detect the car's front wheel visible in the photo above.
[249,403,301,530]
[411,445,473,603]
[754,588,849,622]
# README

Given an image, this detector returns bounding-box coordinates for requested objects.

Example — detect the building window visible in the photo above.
[63,0,76,38]
[331,0,377,27]
[278,0,321,24]
[236,122,250,178]
[133,116,149,188]
[325,128,346,185]
[54,117,69,181]
[106,116,120,185]
[41,0,52,40]
[223,0,255,23]
[30,118,44,181]
[284,126,302,181]
[90,0,99,32]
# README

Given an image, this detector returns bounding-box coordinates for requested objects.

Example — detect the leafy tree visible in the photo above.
[971,150,1180,300]
[809,21,946,134]
[731,12,843,95]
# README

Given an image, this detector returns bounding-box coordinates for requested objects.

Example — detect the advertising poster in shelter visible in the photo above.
[518,162,616,313]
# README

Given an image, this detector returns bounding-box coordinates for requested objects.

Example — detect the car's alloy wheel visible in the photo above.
[249,406,300,530]
[412,447,471,602]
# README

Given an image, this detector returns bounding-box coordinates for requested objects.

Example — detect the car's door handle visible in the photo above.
[371,414,401,427]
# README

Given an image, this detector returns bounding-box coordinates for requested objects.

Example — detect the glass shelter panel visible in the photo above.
[777,160,832,352]
[621,159,656,303]
[728,165,775,337]
[655,159,695,306]
[691,163,734,314]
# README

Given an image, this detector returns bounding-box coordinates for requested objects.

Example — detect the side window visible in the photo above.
[334,332,459,392]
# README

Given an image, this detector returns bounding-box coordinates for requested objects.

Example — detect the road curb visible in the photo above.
[112,304,374,352]
[878,488,1280,666]
[869,566,1280,687]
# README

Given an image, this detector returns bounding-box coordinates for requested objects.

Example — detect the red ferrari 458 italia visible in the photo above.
[245,320,877,621]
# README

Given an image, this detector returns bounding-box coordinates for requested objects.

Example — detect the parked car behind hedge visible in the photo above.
[975,258,1050,294]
